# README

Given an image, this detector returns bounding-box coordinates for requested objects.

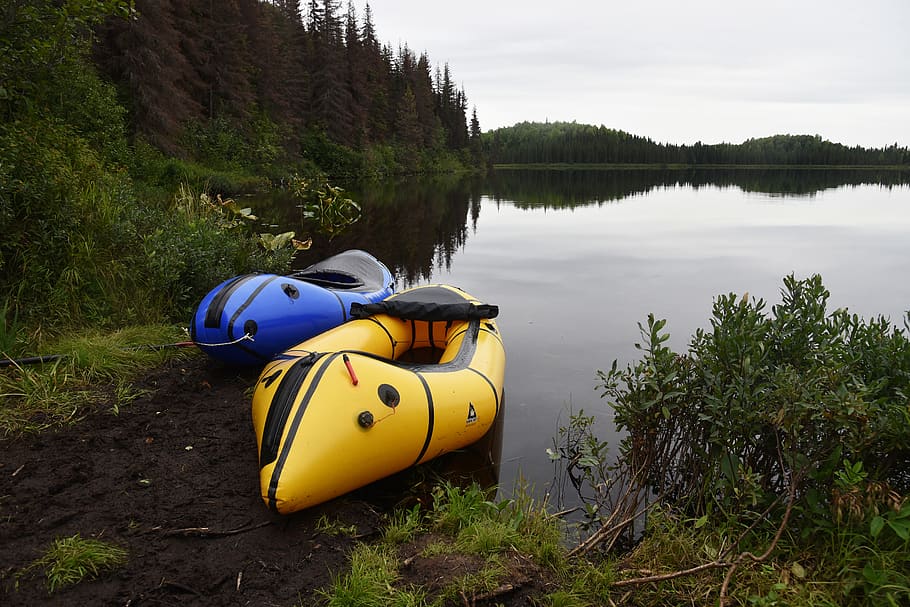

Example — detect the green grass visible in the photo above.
[316,514,360,538]
[588,504,910,607]
[0,324,195,435]
[0,298,25,356]
[382,505,424,545]
[316,543,426,607]
[316,482,567,606]
[17,534,128,593]
[434,556,508,605]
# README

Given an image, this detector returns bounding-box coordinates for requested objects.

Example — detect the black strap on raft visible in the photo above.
[349,300,499,321]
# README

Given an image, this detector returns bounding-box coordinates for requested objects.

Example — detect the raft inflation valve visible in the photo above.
[357,410,374,428]
[243,319,258,337]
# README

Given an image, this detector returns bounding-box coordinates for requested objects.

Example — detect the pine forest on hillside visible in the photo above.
[91,0,480,172]
[485,121,910,166]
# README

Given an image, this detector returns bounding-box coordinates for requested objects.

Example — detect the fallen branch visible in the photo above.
[612,559,733,588]
[474,582,517,601]
[718,458,799,607]
[162,520,271,537]
[611,450,802,607]
[460,583,518,606]
[569,464,657,558]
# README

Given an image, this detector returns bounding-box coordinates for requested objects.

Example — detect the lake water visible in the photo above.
[254,168,910,504]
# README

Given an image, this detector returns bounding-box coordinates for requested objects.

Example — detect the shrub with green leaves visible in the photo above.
[598,275,910,525]
[139,184,297,317]
[290,174,362,239]
[585,274,910,604]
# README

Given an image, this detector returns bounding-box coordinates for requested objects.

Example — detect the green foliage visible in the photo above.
[429,482,496,535]
[290,174,362,239]
[0,325,192,436]
[129,138,270,195]
[0,115,130,325]
[181,112,285,175]
[548,408,611,528]
[315,483,566,606]
[16,533,127,593]
[302,129,366,179]
[0,1,131,120]
[486,122,910,166]
[382,505,424,545]
[0,0,294,331]
[430,482,564,568]
[139,184,297,316]
[598,275,910,524]
[434,558,508,606]
[359,144,402,179]
[0,298,25,357]
[0,121,291,329]
[315,515,359,538]
[316,543,425,607]
[579,274,910,605]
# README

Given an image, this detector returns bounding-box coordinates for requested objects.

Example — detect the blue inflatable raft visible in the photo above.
[191,249,394,366]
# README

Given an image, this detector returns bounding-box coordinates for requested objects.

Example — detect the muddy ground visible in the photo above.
[0,355,552,606]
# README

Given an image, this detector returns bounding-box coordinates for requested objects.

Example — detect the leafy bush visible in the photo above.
[301,128,365,179]
[0,116,112,325]
[290,174,361,240]
[583,274,910,605]
[129,137,270,195]
[138,185,297,318]
[598,274,910,526]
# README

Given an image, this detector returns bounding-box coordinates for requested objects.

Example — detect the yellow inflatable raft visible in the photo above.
[251,284,505,514]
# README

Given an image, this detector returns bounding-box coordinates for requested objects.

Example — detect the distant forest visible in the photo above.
[485,122,910,167]
[485,168,910,211]
[91,0,482,174]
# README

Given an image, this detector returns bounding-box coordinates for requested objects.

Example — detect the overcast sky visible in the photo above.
[352,0,909,148]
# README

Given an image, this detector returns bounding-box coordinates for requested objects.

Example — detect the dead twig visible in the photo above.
[612,559,734,588]
[549,506,580,518]
[402,553,420,567]
[473,582,517,601]
[569,463,657,558]
[162,520,271,537]
[718,443,800,606]
[611,440,802,607]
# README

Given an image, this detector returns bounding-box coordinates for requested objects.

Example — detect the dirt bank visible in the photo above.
[0,355,549,606]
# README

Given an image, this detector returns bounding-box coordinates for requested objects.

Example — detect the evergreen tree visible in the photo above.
[88,0,480,168]
[344,0,369,145]
[412,53,439,147]
[394,85,421,149]
[245,0,309,137]
[308,0,353,143]
[469,106,484,164]
[360,4,392,142]
[184,0,256,123]
[96,0,204,154]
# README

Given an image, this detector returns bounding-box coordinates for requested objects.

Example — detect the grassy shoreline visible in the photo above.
[4,274,909,606]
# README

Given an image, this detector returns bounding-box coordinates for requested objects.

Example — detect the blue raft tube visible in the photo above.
[190,249,394,366]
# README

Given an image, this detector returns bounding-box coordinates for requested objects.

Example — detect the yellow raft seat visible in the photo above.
[251,284,506,514]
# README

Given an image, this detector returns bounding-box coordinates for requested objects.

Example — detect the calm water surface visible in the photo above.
[259,169,910,502]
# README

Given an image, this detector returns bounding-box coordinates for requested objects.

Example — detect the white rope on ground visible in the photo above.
[193,333,255,348]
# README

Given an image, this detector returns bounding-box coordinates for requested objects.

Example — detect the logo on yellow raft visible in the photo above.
[466,403,477,424]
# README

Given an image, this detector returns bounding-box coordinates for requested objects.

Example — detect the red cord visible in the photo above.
[342,353,358,386]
